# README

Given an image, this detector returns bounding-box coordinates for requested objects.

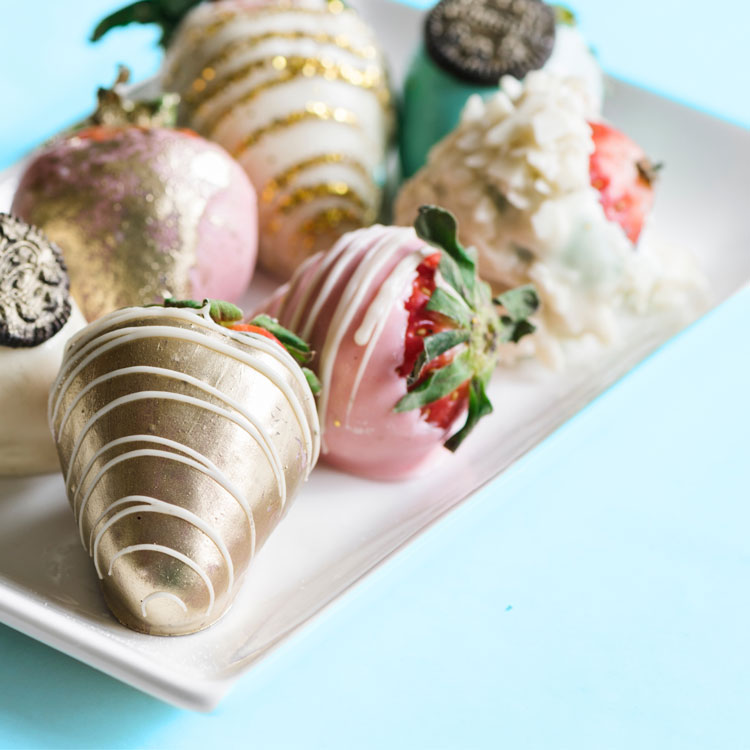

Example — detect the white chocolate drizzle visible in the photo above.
[141,591,189,618]
[279,225,432,448]
[56,365,286,513]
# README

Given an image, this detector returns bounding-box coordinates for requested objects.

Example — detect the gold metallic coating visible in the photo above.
[19,138,234,322]
[49,308,320,636]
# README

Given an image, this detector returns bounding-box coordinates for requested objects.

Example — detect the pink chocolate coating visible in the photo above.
[12,127,258,320]
[270,225,453,480]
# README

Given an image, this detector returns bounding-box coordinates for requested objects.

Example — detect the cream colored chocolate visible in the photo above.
[0,305,87,476]
[49,304,320,635]
[163,0,393,278]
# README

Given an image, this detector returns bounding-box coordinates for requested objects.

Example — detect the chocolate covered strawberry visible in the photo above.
[396,72,688,364]
[589,121,659,245]
[266,206,538,480]
[49,297,319,635]
[12,70,259,321]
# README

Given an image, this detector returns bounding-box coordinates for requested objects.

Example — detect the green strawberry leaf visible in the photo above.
[394,350,473,412]
[444,377,493,452]
[493,285,539,343]
[249,314,313,364]
[438,252,471,302]
[162,297,243,326]
[161,297,202,310]
[552,4,577,26]
[494,285,539,320]
[302,367,322,396]
[499,318,536,344]
[426,288,473,327]
[414,206,478,301]
[91,0,201,47]
[207,300,244,325]
[408,329,470,386]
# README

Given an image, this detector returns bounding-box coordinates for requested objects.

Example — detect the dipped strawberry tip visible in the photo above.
[160,298,321,395]
[395,206,539,452]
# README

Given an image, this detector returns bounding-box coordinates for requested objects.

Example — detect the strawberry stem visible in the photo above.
[399,205,540,450]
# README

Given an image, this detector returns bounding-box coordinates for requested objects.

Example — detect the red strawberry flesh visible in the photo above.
[589,121,655,245]
[398,252,470,430]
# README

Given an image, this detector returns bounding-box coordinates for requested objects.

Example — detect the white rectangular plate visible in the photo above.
[1,0,748,712]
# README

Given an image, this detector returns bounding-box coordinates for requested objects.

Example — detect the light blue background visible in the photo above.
[1,2,749,748]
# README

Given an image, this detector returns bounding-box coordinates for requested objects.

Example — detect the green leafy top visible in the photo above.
[160,298,321,395]
[91,0,203,48]
[552,4,577,26]
[91,0,349,48]
[394,206,540,451]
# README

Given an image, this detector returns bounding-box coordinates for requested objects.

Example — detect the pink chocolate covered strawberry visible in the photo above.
[266,206,538,480]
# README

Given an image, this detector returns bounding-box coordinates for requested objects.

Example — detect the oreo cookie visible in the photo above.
[425,0,556,85]
[0,213,72,348]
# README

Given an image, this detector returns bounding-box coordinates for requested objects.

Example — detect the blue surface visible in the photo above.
[1,2,749,748]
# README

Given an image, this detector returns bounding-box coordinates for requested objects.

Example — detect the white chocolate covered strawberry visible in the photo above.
[265,207,537,480]
[396,72,704,365]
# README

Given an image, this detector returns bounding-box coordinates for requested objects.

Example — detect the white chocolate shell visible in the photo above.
[164,0,393,279]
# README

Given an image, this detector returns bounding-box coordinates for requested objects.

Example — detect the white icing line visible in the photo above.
[91,495,234,591]
[78,434,257,551]
[66,395,259,556]
[140,591,188,618]
[346,251,428,422]
[315,227,416,441]
[58,365,286,510]
[79,451,243,584]
[294,224,384,338]
[109,544,213,616]
[51,313,318,474]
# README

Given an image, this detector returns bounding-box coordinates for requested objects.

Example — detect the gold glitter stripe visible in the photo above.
[186,31,379,103]
[276,182,369,215]
[196,56,388,137]
[164,2,354,81]
[300,207,365,235]
[261,153,372,203]
[231,103,359,158]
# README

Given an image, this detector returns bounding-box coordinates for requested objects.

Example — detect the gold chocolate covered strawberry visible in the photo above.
[12,71,259,321]
[49,299,319,635]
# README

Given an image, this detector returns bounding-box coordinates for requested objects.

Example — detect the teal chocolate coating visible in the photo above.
[399,44,496,179]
